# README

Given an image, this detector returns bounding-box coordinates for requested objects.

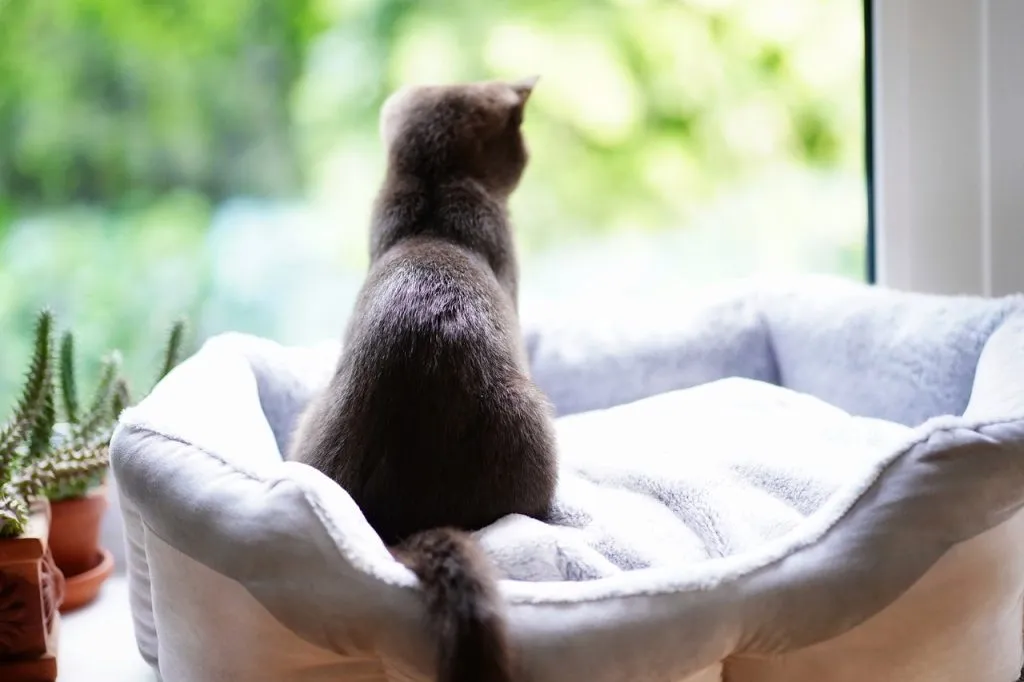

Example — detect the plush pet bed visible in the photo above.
[110,275,1024,682]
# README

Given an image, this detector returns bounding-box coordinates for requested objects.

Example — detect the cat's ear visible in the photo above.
[509,75,539,105]
[506,75,538,127]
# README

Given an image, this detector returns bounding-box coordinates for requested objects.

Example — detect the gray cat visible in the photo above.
[289,77,558,682]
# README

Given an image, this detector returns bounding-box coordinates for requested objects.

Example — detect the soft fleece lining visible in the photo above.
[111,276,1024,681]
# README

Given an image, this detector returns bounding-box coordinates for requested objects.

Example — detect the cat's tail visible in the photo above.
[394,527,513,682]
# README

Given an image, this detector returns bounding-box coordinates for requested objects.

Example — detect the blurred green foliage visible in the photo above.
[0,0,865,412]
[0,0,320,208]
[296,0,863,253]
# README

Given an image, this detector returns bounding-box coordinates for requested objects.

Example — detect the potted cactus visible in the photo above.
[0,311,66,682]
[31,313,189,611]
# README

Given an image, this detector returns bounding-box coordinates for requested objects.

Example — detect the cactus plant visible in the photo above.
[0,310,112,536]
[0,311,191,538]
[0,310,56,538]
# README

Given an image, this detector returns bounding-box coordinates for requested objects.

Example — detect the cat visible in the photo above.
[288,76,558,682]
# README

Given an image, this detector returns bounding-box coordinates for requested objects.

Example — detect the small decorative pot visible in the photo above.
[0,499,65,681]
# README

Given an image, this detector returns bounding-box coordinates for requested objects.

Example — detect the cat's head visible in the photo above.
[379,77,538,196]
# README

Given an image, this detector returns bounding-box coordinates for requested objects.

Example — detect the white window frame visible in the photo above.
[871,0,1024,297]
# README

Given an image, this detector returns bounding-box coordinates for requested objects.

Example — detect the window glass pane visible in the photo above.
[0,0,865,408]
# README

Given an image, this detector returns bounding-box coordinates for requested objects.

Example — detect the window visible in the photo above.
[0,0,868,409]
[871,0,1024,297]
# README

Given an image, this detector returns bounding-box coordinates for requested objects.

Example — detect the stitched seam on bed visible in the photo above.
[115,415,1024,605]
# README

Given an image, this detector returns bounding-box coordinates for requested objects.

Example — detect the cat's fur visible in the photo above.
[288,77,558,682]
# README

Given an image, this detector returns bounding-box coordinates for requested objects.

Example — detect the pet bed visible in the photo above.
[110,275,1024,682]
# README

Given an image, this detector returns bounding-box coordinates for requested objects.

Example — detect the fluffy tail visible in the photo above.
[395,527,513,682]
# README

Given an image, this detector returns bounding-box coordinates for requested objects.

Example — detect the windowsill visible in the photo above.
[59,575,155,682]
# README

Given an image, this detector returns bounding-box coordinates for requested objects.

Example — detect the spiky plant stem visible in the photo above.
[0,485,29,538]
[59,330,79,425]
[111,377,133,420]
[14,443,109,501]
[157,318,187,384]
[0,310,54,469]
[70,351,120,447]
[26,377,56,461]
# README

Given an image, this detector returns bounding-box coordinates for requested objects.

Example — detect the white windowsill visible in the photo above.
[55,478,151,681]
[59,576,155,682]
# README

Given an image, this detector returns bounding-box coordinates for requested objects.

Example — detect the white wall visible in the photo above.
[872,0,1024,296]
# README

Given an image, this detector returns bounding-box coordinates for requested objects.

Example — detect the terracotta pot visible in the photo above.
[0,499,65,682]
[49,484,108,578]
[60,548,114,614]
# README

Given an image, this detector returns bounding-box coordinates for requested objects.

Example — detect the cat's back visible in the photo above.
[354,233,515,364]
[333,234,552,541]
